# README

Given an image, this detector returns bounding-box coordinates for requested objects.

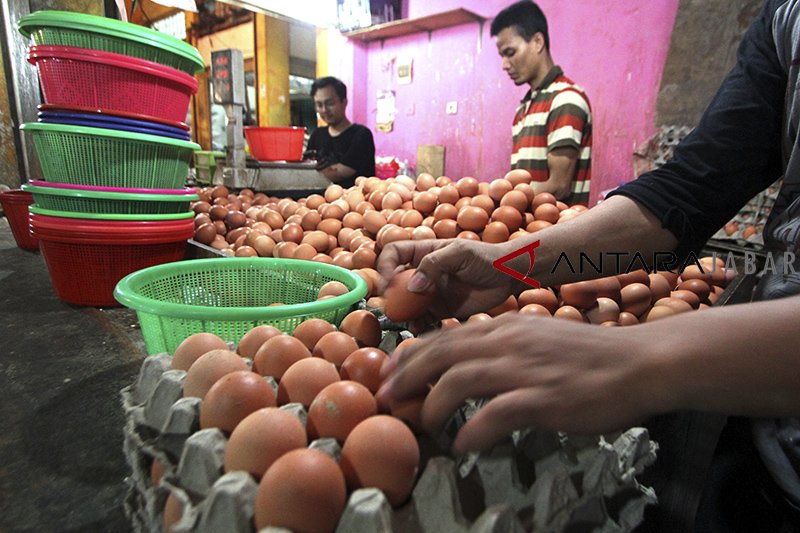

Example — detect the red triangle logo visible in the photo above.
[492,240,541,288]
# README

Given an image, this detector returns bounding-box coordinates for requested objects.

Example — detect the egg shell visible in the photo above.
[340,310,382,347]
[341,415,420,507]
[619,282,652,317]
[517,288,559,314]
[383,269,435,322]
[183,349,249,399]
[586,297,621,325]
[307,380,378,442]
[559,281,598,309]
[340,347,389,393]
[199,370,276,433]
[253,335,311,380]
[224,407,308,478]
[171,332,229,371]
[293,318,337,351]
[277,358,341,407]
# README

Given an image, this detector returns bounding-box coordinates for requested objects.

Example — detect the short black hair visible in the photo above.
[490,0,550,50]
[311,76,347,101]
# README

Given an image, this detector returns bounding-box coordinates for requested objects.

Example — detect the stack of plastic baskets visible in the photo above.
[17,10,204,306]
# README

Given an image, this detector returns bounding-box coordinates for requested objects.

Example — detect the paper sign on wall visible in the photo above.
[376,90,396,133]
[397,56,412,85]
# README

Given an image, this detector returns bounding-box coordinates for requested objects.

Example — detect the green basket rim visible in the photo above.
[17,10,205,73]
[20,122,200,150]
[22,183,199,203]
[113,257,369,320]
[29,204,194,220]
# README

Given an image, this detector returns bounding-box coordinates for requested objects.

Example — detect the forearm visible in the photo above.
[318,163,357,182]
[637,295,800,418]
[502,195,679,287]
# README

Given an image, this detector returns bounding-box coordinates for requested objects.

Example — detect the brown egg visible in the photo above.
[592,276,622,302]
[293,319,337,351]
[226,407,307,478]
[458,230,481,240]
[619,282,652,316]
[488,179,513,202]
[504,168,532,186]
[531,192,557,211]
[490,208,523,236]
[277,358,340,407]
[533,203,560,224]
[526,220,553,233]
[677,278,711,300]
[670,289,701,309]
[469,194,495,215]
[255,448,346,533]
[366,296,386,309]
[456,206,489,232]
[618,311,640,326]
[183,349,248,399]
[194,222,217,245]
[455,176,479,197]
[400,209,423,228]
[411,226,437,240]
[586,297,620,325]
[340,310,382,347]
[456,197,472,212]
[433,219,459,239]
[379,226,410,248]
[658,270,680,289]
[482,221,510,243]
[341,415,420,507]
[313,331,359,367]
[253,336,311,380]
[653,297,694,314]
[500,190,529,213]
[438,184,460,205]
[383,269,435,322]
[302,230,330,253]
[317,218,343,237]
[307,380,378,442]
[171,332,229,370]
[648,273,673,303]
[433,203,458,221]
[280,223,304,244]
[237,325,284,358]
[518,288,559,314]
[519,303,552,317]
[292,243,316,260]
[318,280,349,299]
[644,305,675,322]
[274,241,298,258]
[617,269,650,287]
[467,312,493,323]
[440,317,461,329]
[553,305,586,322]
[559,281,598,309]
[340,347,389,393]
[352,247,377,269]
[680,264,713,283]
[200,370,276,433]
[412,191,438,215]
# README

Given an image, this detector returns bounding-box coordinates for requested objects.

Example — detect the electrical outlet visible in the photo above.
[446,101,458,115]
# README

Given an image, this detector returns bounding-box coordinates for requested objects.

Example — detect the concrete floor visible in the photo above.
[0,217,147,532]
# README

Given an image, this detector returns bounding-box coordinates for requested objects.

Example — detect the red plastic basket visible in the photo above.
[244,127,305,161]
[29,212,193,306]
[28,45,197,124]
[0,189,38,250]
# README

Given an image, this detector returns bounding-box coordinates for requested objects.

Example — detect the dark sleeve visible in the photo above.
[608,0,787,260]
[339,126,376,178]
[306,128,321,152]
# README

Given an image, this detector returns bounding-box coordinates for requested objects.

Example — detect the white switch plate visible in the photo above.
[446,101,458,114]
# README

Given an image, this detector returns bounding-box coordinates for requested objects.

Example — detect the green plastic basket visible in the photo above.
[22,183,199,214]
[18,10,204,75]
[114,258,369,354]
[29,204,194,221]
[21,122,199,189]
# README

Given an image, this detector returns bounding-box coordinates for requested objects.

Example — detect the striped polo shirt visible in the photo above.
[511,66,592,205]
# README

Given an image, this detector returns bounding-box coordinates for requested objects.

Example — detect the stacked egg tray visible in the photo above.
[120,309,659,533]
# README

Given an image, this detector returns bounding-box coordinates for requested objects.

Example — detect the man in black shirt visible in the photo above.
[305,76,376,189]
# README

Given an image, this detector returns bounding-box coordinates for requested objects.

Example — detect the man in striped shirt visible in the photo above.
[491,0,592,205]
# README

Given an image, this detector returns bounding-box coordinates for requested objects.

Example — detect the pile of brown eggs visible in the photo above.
[159,308,422,532]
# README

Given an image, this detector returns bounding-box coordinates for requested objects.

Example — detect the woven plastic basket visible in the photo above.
[0,190,38,250]
[18,10,204,75]
[29,205,194,221]
[30,212,193,307]
[22,182,198,214]
[114,258,368,354]
[21,122,198,189]
[29,45,197,124]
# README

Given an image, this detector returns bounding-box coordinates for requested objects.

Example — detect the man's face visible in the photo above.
[313,86,347,127]
[494,26,545,87]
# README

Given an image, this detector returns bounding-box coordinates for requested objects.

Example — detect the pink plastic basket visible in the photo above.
[28,45,197,124]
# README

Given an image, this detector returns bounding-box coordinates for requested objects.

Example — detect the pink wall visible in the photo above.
[329,0,679,205]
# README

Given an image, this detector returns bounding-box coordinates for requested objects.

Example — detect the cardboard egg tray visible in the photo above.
[710,180,781,248]
[121,325,659,532]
